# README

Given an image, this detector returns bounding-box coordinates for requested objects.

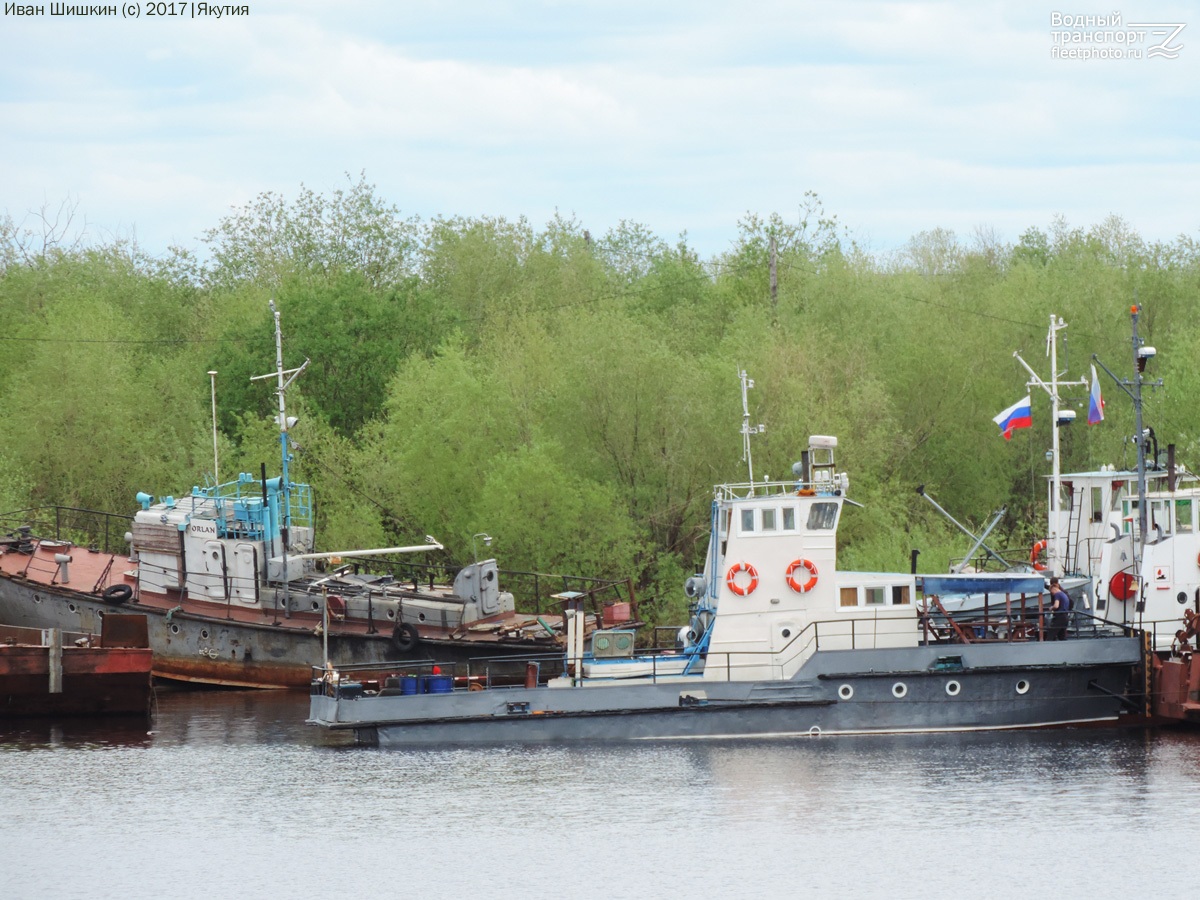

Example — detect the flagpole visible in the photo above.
[1012,314,1087,576]
[1129,304,1157,618]
[1049,314,1063,579]
[1091,306,1160,619]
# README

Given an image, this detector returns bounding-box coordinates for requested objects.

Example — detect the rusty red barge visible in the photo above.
[0,613,152,717]
[0,513,627,690]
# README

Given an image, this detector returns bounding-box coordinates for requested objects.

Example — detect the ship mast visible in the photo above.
[1012,314,1087,576]
[1130,305,1153,596]
[739,368,764,494]
[250,301,309,616]
[1092,304,1159,615]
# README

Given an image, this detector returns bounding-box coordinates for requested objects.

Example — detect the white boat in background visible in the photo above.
[932,309,1198,652]
[1036,306,1200,650]
[1051,463,1200,649]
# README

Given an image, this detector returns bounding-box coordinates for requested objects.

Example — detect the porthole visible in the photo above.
[386,609,395,620]
[838,684,854,700]
[945,680,961,696]
[781,628,791,639]
[68,603,76,613]
[170,624,180,635]
[892,682,908,699]
[418,612,427,623]
[201,629,209,639]
[311,600,320,611]
[34,594,42,603]
[1016,680,1030,695]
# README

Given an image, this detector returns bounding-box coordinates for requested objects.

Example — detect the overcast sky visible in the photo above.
[2,1,1197,260]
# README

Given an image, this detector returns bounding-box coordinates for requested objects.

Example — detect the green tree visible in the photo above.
[200,173,419,291]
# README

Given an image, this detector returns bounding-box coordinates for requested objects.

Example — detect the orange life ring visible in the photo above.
[726,562,759,596]
[785,558,819,593]
[1030,540,1048,572]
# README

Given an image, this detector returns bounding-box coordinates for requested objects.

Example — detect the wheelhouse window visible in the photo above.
[738,505,800,535]
[840,587,858,607]
[1122,499,1139,534]
[806,502,838,531]
[1150,499,1170,534]
[1177,499,1194,533]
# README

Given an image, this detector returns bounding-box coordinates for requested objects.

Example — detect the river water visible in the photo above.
[1,688,1195,899]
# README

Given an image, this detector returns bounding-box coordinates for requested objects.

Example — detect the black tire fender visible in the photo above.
[392,623,419,653]
[102,584,133,604]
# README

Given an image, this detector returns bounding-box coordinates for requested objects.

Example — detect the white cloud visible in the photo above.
[2,0,1198,259]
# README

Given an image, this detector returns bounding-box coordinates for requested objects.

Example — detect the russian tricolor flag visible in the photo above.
[993,396,1032,440]
[1088,365,1105,425]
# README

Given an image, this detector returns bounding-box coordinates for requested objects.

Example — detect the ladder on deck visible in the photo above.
[1063,484,1081,574]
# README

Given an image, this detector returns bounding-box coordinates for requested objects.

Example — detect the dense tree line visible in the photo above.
[3,178,1198,623]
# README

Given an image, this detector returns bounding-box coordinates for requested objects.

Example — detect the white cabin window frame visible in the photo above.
[1150,499,1170,533]
[837,583,914,609]
[737,505,802,537]
[1122,498,1138,534]
[1177,499,1194,533]
[806,502,839,531]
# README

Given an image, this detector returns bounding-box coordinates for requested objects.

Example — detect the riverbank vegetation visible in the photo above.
[3,178,1198,622]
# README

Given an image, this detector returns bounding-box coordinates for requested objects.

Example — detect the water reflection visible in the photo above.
[0,715,153,750]
[1,691,1198,900]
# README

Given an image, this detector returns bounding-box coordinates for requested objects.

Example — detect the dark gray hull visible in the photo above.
[309,637,1143,746]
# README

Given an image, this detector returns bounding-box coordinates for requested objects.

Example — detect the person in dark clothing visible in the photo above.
[1049,577,1071,640]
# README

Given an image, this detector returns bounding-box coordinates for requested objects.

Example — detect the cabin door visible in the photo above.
[194,540,228,601]
[230,542,260,605]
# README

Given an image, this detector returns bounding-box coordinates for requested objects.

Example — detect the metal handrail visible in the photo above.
[0,623,96,646]
[312,605,1146,697]
[0,505,134,555]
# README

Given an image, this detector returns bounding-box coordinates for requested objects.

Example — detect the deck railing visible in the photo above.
[0,505,134,555]
[311,606,1143,700]
[0,623,96,647]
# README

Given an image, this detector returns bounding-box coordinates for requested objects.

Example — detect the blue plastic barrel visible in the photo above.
[400,676,420,696]
[425,674,454,694]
